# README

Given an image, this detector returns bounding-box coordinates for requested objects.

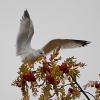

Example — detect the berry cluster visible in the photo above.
[59,63,69,74]
[21,71,36,82]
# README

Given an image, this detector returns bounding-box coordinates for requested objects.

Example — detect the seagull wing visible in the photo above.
[42,39,91,54]
[16,10,34,55]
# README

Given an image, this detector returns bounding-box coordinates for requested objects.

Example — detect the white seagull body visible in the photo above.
[16,10,90,63]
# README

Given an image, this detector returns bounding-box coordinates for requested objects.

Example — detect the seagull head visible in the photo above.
[35,49,46,58]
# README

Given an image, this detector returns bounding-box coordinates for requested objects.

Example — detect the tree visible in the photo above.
[12,48,100,100]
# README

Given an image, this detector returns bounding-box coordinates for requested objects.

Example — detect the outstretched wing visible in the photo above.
[16,10,34,55]
[42,39,91,54]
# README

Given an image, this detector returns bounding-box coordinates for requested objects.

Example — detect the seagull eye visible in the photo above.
[40,52,43,54]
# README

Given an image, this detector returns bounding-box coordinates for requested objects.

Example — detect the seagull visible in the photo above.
[16,10,91,63]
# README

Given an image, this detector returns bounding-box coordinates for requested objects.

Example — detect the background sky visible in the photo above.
[0,0,100,100]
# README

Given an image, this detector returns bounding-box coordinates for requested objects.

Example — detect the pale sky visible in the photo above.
[0,0,100,100]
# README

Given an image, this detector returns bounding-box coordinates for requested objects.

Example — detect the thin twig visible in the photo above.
[71,76,90,100]
[85,91,95,99]
[59,83,75,88]
[49,93,56,98]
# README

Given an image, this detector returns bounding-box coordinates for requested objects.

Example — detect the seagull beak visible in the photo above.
[42,54,46,59]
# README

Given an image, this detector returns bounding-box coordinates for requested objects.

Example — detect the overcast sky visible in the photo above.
[0,0,100,100]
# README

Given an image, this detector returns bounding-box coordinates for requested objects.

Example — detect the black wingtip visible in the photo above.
[24,9,30,18]
[81,41,91,46]
[75,40,91,47]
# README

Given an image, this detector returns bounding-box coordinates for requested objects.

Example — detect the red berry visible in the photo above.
[16,80,22,87]
[41,66,50,73]
[95,82,100,89]
[68,88,74,94]
[22,71,36,82]
[46,75,55,84]
[59,63,69,74]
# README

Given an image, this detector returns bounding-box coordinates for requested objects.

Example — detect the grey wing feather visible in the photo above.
[16,10,34,55]
[42,39,91,54]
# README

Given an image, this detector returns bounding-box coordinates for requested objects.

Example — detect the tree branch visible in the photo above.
[71,76,90,100]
